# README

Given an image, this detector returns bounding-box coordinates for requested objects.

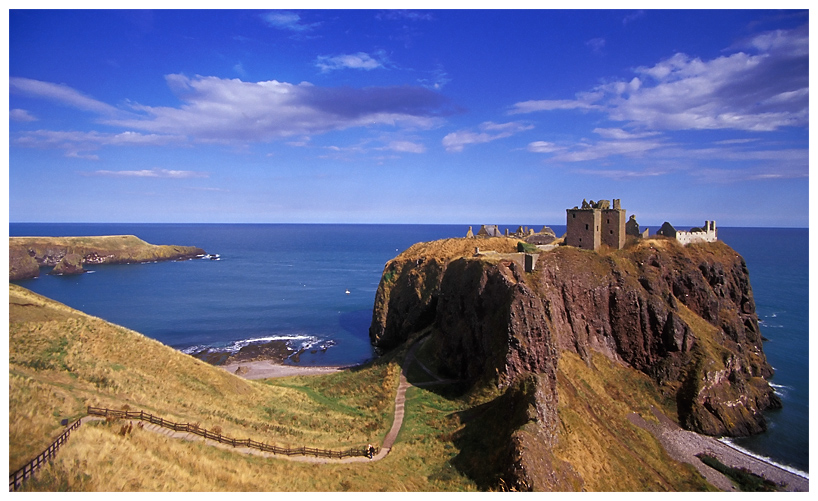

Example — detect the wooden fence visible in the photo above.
[86,407,374,459]
[10,407,377,491]
[9,418,82,491]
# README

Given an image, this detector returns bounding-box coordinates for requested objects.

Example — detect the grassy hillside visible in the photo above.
[8,284,477,491]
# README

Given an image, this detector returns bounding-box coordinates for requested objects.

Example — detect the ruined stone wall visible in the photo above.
[676,221,717,245]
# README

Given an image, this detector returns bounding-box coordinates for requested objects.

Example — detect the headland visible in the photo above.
[8,235,207,280]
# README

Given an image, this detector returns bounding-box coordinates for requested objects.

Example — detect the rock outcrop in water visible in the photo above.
[9,235,206,280]
[49,253,85,276]
[370,236,780,489]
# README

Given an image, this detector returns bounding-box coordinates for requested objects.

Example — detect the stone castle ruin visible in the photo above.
[566,199,626,251]
[464,198,716,264]
[566,198,717,249]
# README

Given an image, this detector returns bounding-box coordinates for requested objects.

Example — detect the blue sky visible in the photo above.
[7,8,810,227]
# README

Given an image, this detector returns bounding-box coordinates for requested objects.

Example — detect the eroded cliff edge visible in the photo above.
[9,235,206,280]
[369,236,780,490]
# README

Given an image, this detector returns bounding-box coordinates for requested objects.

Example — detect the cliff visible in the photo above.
[9,235,205,280]
[370,236,781,490]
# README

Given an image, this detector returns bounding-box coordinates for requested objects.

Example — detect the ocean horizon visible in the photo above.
[8,222,809,475]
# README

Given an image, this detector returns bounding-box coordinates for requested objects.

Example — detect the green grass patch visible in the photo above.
[697,454,781,492]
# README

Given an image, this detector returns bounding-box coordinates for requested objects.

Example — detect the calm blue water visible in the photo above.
[8,224,808,474]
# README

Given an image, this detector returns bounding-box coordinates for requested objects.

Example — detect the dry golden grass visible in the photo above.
[9,284,478,491]
[553,351,714,491]
[397,237,520,262]
[9,284,398,473]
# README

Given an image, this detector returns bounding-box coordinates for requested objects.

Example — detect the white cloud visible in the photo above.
[509,23,808,132]
[84,168,208,179]
[591,128,659,140]
[509,98,597,115]
[384,140,426,153]
[443,121,533,152]
[527,127,668,163]
[104,74,455,143]
[527,141,562,153]
[10,108,37,122]
[262,12,319,32]
[315,52,385,72]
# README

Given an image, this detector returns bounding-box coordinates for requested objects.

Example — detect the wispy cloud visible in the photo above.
[376,10,434,22]
[261,11,319,32]
[418,64,451,90]
[10,108,37,122]
[83,168,209,179]
[622,10,646,25]
[14,75,458,153]
[9,77,121,115]
[509,23,808,132]
[586,37,606,55]
[15,129,185,159]
[315,52,386,72]
[442,121,533,152]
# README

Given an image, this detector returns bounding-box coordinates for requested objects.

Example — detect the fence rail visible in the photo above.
[10,406,377,491]
[86,407,374,459]
[9,418,82,491]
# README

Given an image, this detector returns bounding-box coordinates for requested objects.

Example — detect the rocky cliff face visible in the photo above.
[9,235,206,280]
[370,236,780,488]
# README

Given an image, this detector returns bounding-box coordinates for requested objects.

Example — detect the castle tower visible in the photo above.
[601,198,626,249]
[566,205,601,250]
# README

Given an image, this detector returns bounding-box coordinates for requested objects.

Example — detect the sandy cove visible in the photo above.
[220,359,346,379]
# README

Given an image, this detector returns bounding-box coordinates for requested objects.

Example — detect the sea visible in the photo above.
[8,223,809,476]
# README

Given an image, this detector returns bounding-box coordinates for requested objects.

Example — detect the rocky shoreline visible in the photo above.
[189,337,337,367]
[629,407,808,492]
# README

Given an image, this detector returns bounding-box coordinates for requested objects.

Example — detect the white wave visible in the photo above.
[181,333,338,358]
[717,438,809,480]
[769,383,791,398]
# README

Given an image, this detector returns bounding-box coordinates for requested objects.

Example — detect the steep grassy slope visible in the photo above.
[9,285,480,491]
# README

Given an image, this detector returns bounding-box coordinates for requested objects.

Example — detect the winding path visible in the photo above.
[103,339,423,464]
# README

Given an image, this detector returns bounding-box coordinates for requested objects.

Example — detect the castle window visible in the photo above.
[585,224,589,230]
[607,218,610,224]
[572,214,576,219]
[610,230,613,234]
